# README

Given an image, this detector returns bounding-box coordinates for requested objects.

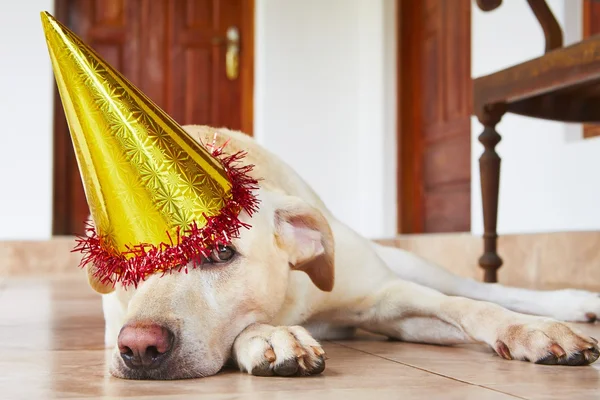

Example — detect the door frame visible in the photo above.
[240,0,255,137]
[51,0,255,235]
[395,0,472,234]
[396,0,423,234]
[51,0,73,235]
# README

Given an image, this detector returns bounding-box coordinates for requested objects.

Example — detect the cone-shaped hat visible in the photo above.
[41,11,258,287]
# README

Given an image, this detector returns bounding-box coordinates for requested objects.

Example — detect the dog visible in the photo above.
[86,125,600,380]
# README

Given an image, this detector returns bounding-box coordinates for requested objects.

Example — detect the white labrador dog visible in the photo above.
[88,125,600,380]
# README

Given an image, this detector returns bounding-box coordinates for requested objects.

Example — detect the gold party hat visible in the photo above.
[41,11,259,287]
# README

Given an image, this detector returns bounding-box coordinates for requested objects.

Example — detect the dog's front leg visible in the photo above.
[232,323,326,376]
[359,280,600,365]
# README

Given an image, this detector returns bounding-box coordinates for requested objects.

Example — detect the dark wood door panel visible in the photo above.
[169,0,246,128]
[424,186,470,232]
[422,118,471,144]
[137,0,168,109]
[423,136,471,188]
[69,0,138,82]
[444,0,471,121]
[55,0,137,236]
[583,0,600,138]
[169,0,217,125]
[398,0,471,234]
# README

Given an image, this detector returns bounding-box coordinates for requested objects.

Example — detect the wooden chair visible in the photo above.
[473,0,600,282]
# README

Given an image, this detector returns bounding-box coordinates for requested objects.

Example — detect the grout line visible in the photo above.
[328,341,527,400]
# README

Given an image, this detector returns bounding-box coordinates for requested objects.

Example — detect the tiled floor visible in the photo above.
[1,275,600,399]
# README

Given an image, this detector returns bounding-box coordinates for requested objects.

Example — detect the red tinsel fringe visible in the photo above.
[72,142,260,289]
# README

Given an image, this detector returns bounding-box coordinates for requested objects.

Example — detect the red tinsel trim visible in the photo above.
[72,141,260,289]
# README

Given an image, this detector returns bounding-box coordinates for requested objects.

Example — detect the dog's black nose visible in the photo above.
[118,323,174,370]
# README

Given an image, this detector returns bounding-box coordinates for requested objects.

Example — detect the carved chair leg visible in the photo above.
[477,103,506,283]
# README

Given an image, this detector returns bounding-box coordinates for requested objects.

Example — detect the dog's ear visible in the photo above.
[86,264,115,294]
[274,196,335,292]
[83,216,115,294]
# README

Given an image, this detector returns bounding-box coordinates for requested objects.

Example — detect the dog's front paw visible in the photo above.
[494,318,599,366]
[233,324,326,377]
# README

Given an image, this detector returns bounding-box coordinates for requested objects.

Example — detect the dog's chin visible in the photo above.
[109,351,225,380]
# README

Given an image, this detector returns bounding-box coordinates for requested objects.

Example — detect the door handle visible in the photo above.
[225,26,239,80]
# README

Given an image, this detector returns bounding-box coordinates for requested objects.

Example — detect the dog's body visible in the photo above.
[92,126,600,380]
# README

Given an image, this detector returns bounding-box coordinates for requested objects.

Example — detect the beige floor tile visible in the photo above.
[2,275,599,399]
[0,344,517,399]
[338,324,600,399]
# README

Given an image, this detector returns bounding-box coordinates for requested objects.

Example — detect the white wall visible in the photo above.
[5,0,596,241]
[0,0,397,240]
[471,0,600,235]
[254,0,397,238]
[0,1,54,240]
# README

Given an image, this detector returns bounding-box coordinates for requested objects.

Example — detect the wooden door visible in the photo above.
[397,0,471,234]
[52,0,254,235]
[583,0,600,139]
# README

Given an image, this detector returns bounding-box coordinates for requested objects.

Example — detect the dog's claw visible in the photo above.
[312,346,325,357]
[495,340,512,360]
[294,346,307,358]
[549,343,566,358]
[264,348,276,362]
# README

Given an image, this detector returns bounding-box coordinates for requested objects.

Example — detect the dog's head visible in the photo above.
[88,190,334,380]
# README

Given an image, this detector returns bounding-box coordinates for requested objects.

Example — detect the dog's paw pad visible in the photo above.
[274,358,300,376]
[251,360,274,376]
[535,345,599,366]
